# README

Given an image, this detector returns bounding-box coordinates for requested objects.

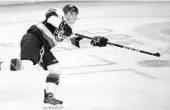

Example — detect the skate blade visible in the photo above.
[43,103,63,109]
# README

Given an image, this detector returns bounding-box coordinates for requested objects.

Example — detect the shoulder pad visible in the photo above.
[45,8,58,19]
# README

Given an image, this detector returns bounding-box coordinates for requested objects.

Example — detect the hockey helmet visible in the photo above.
[62,4,79,24]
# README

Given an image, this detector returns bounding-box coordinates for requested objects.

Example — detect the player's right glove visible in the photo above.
[59,21,72,37]
[55,21,73,42]
[91,36,108,47]
[62,23,72,36]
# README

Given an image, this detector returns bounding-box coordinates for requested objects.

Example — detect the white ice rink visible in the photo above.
[0,1,170,110]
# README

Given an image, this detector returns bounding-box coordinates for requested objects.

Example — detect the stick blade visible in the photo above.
[154,53,161,57]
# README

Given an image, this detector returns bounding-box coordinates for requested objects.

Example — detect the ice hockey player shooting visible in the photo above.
[20,4,108,107]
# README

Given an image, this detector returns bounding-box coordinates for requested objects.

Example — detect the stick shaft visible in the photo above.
[75,33,160,57]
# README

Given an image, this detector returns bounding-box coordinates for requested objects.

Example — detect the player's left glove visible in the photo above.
[91,36,108,47]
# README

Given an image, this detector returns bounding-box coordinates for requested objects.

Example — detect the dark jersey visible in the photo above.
[25,9,70,50]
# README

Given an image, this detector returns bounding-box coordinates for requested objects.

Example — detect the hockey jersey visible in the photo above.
[28,8,73,50]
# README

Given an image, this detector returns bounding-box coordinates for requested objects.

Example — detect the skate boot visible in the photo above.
[44,89,63,109]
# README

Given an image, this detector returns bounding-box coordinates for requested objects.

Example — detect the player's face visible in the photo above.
[65,12,78,25]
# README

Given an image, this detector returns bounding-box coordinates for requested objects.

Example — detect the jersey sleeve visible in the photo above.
[47,16,61,28]
[46,8,64,28]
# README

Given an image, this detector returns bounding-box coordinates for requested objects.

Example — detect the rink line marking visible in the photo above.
[61,63,115,70]
[129,69,156,79]
[0,43,19,47]
[0,20,41,25]
[88,55,116,64]
[66,67,155,79]
[66,68,130,76]
[160,47,170,55]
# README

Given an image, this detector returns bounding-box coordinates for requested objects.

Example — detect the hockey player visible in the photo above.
[20,4,108,107]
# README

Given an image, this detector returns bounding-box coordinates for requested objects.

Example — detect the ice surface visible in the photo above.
[0,1,170,110]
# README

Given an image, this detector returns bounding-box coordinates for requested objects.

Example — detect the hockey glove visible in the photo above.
[91,36,108,47]
[70,36,84,48]
[59,21,72,37]
[63,23,72,36]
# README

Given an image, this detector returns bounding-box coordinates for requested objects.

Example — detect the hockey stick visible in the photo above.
[75,33,161,57]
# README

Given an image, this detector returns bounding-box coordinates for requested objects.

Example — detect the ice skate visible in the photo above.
[43,89,63,109]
